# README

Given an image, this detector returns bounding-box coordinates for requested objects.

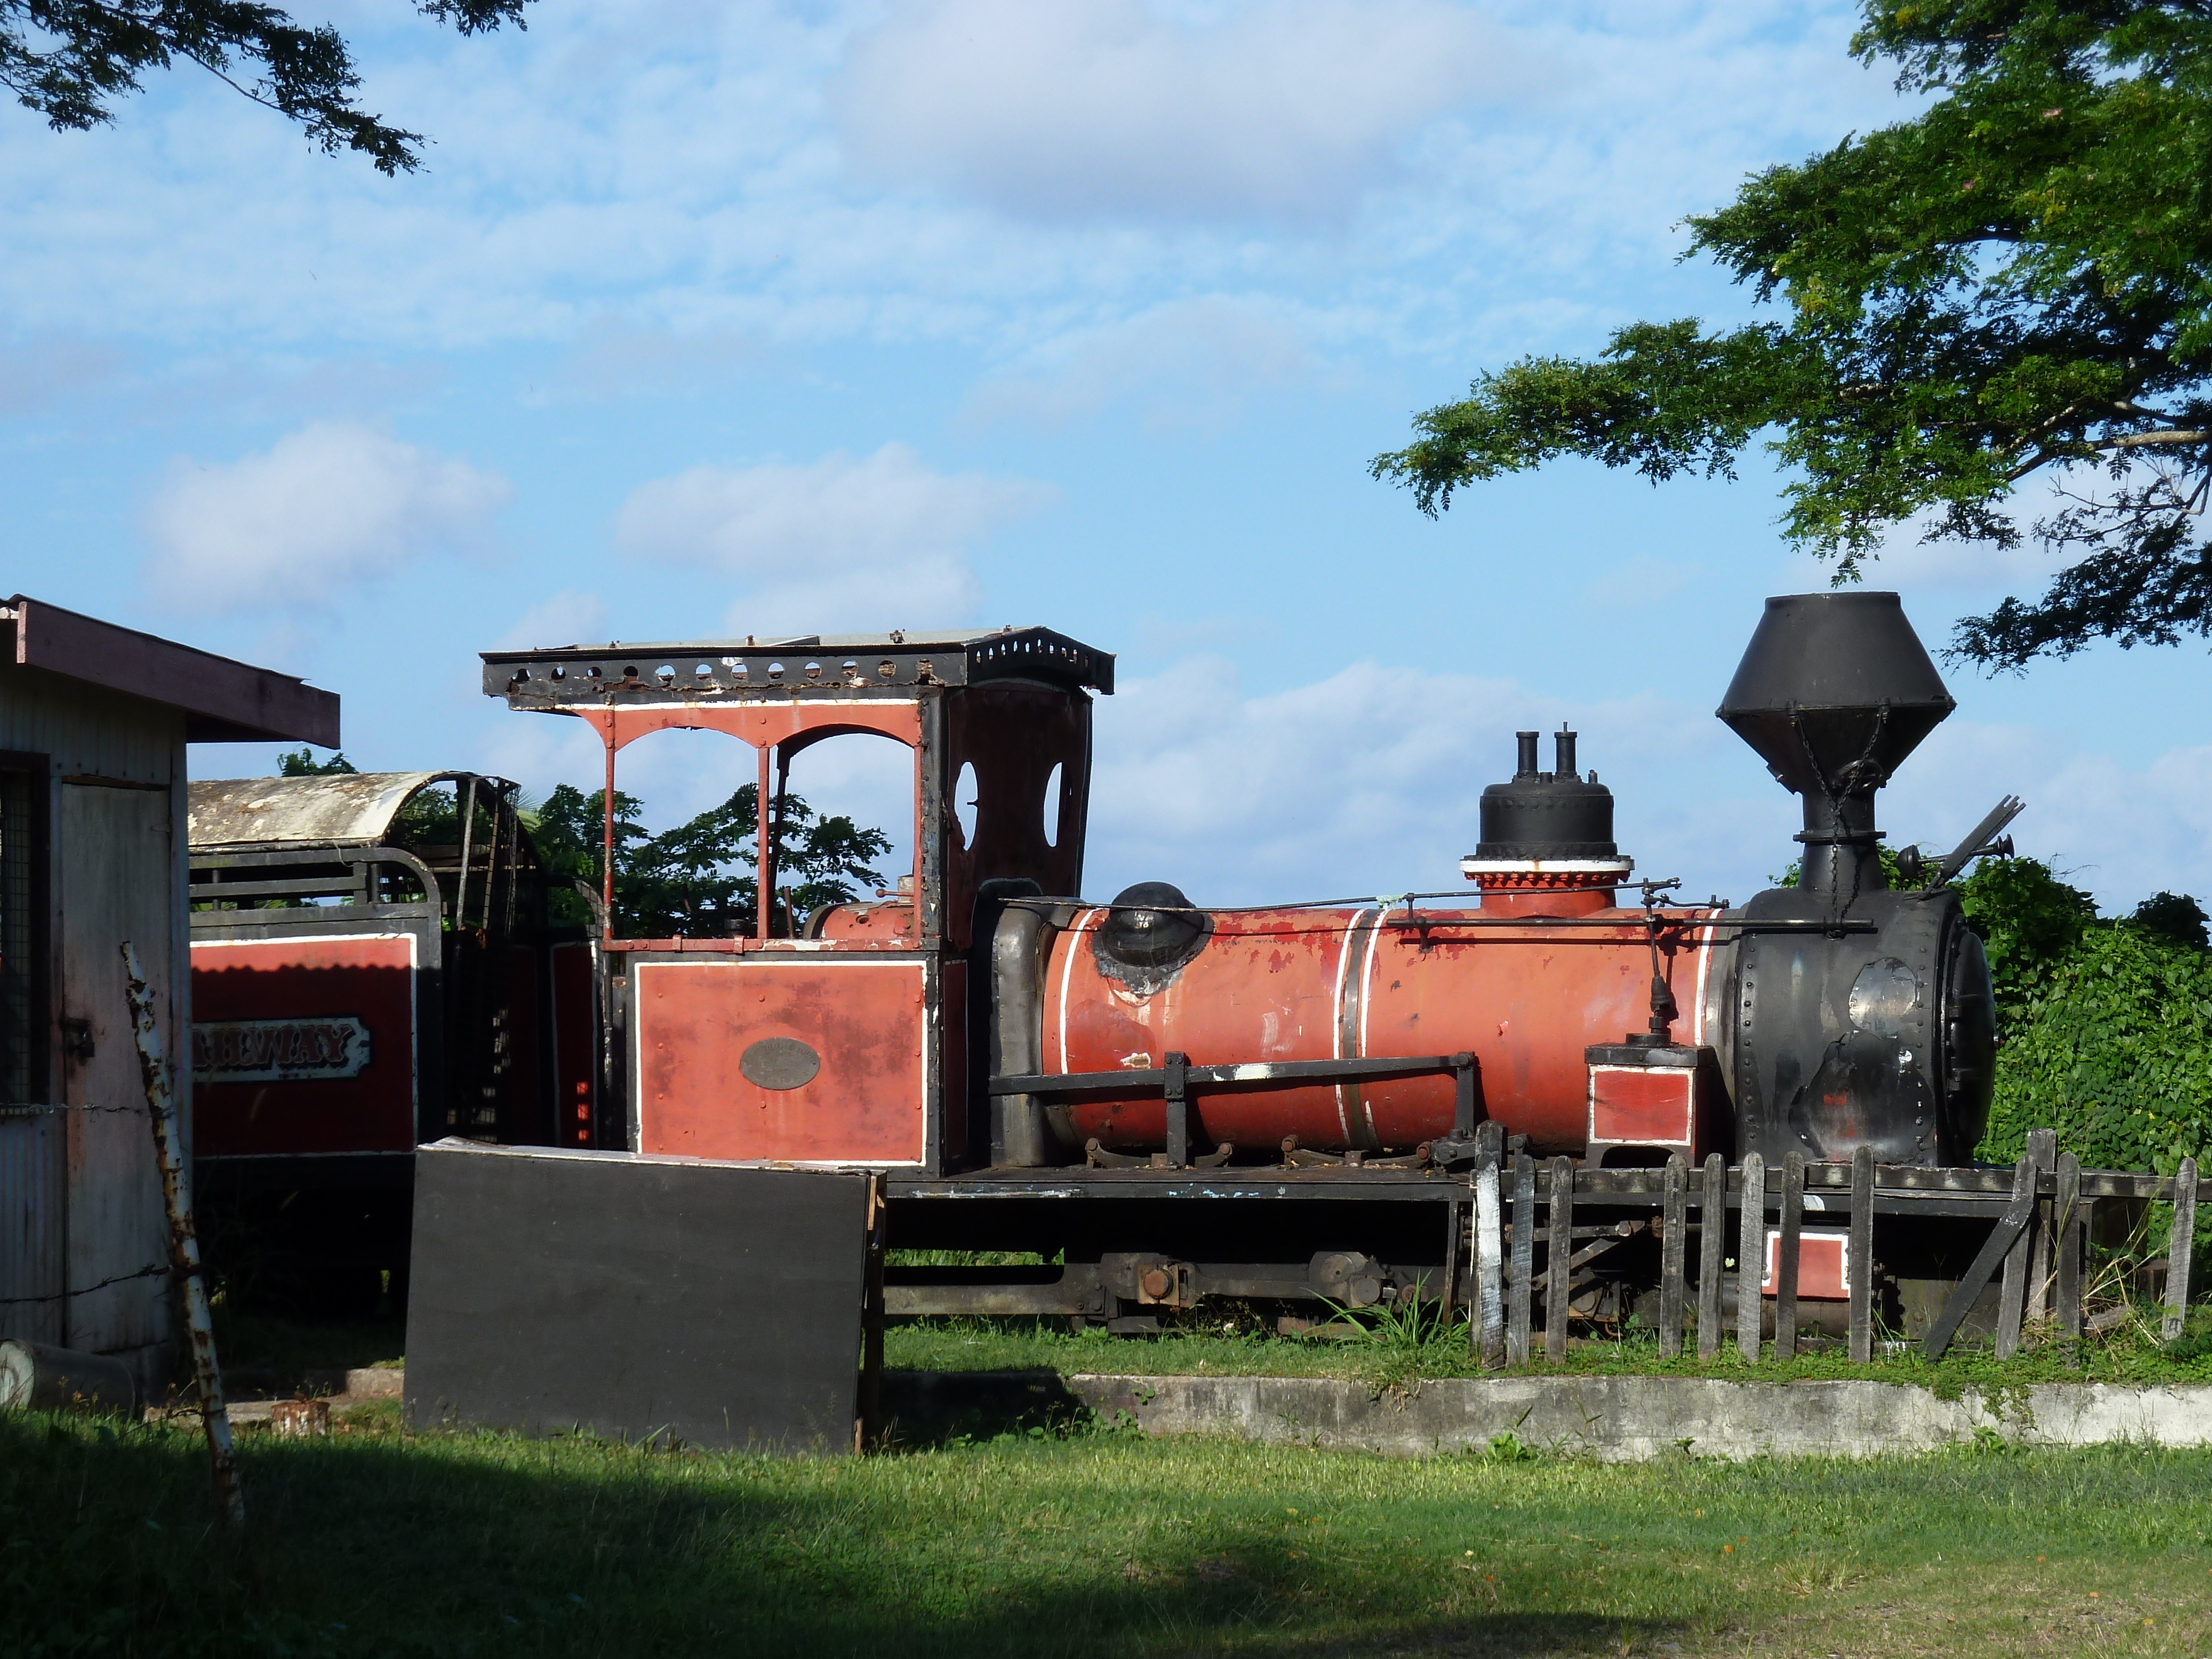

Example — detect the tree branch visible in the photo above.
[2100,430,2211,449]
[2005,430,2211,483]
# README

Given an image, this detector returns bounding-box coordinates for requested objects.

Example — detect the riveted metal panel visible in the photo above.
[633,957,930,1166]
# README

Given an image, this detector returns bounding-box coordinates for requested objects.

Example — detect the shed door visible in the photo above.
[59,782,173,1356]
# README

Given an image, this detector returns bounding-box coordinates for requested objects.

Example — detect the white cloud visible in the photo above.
[1087,655,1777,905]
[612,442,1055,635]
[1885,722,2212,911]
[498,589,609,650]
[141,421,511,614]
[964,298,1317,431]
[1079,657,2212,915]
[834,0,1519,225]
[0,2,1904,363]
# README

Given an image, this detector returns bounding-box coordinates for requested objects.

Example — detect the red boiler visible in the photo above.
[1030,900,1724,1160]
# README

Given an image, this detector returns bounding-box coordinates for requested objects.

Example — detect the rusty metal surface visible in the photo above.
[1039,904,1726,1159]
[6,596,338,746]
[187,771,469,851]
[483,626,1113,706]
[632,956,931,1165]
[267,1397,331,1437]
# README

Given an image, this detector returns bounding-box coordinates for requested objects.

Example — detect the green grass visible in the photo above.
[8,1404,2212,1657]
[210,1308,405,1390]
[885,1302,2212,1396]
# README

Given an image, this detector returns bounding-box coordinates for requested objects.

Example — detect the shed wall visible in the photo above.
[0,661,186,1371]
[0,662,185,786]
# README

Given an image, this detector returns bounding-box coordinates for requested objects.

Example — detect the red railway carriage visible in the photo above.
[187,771,602,1308]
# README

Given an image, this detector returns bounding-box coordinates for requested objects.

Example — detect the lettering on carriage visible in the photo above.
[191,1017,373,1083]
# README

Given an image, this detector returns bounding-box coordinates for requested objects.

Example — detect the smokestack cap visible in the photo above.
[1717,592,1955,800]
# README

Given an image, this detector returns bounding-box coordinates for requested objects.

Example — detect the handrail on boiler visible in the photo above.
[989,1052,1483,1170]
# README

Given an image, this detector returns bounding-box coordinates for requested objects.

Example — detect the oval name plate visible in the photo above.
[739,1036,821,1091]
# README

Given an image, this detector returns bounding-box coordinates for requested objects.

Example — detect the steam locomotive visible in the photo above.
[474,591,2007,1325]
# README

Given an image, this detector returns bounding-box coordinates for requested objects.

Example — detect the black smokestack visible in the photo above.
[1716,593,1954,906]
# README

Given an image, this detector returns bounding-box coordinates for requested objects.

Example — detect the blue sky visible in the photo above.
[7,0,2210,911]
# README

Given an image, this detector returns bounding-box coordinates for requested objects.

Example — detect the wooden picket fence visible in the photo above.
[1451,1130,2202,1365]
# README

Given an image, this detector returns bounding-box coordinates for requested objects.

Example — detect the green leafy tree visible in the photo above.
[276,745,357,775]
[2130,889,2211,950]
[526,783,646,931]
[526,782,891,939]
[1957,858,2212,1209]
[3,0,530,173]
[1957,854,2099,1019]
[1373,2,2212,669]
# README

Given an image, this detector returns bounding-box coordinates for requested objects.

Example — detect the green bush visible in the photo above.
[1978,922,2212,1175]
[1955,857,2096,1022]
[1943,860,2212,1290]
[1957,857,2212,1278]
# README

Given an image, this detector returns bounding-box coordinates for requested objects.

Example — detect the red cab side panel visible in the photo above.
[191,934,418,1156]
[634,958,928,1165]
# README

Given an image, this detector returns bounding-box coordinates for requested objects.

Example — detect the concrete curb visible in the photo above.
[153,1368,408,1427]
[337,1366,404,1400]
[1065,1373,2212,1460]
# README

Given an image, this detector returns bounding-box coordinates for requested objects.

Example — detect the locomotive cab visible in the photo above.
[482,629,1112,1174]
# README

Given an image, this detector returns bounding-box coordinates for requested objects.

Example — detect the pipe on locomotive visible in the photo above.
[983,592,2000,1172]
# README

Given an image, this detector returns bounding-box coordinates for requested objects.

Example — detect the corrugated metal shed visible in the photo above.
[187,773,454,852]
[0,596,337,1385]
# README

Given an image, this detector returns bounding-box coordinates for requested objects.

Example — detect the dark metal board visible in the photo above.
[405,1141,870,1453]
